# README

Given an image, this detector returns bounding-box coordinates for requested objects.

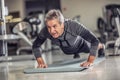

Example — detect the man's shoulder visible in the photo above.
[64,19,74,23]
[64,19,82,26]
[64,19,82,30]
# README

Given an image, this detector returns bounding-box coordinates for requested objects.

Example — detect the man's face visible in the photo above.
[46,19,64,38]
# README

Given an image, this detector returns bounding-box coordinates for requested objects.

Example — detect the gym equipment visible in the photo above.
[109,8,120,56]
[13,21,52,64]
[24,57,105,73]
[23,15,41,38]
[0,0,7,56]
[0,19,3,22]
[0,1,51,62]
[98,5,120,42]
[0,34,20,41]
[97,18,107,43]
[105,5,120,56]
[13,21,32,46]
[97,4,120,56]
[0,0,26,61]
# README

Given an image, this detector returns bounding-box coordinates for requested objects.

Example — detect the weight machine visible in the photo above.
[97,4,120,56]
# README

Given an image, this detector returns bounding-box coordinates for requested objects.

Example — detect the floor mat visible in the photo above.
[24,57,105,73]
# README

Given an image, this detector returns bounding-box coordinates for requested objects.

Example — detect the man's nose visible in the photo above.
[50,28,55,33]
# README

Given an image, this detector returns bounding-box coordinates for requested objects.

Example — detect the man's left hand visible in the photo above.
[80,55,95,67]
[80,61,93,67]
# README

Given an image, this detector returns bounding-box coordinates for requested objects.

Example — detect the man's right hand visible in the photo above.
[36,57,48,68]
[37,64,48,68]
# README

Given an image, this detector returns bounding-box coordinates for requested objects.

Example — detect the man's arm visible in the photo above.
[36,57,48,68]
[70,20,99,67]
[69,20,99,57]
[32,27,48,68]
[87,55,95,63]
[81,55,95,67]
[80,30,98,67]
[79,26,99,67]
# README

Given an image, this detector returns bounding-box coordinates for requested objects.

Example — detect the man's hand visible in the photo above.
[80,61,93,67]
[36,57,48,68]
[37,64,48,68]
[80,55,95,67]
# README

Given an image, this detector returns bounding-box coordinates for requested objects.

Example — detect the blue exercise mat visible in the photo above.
[24,57,105,73]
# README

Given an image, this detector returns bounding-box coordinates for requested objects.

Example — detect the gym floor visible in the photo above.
[0,50,120,80]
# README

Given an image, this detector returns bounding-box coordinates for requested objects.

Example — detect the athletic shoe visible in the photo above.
[73,54,80,58]
[98,44,105,57]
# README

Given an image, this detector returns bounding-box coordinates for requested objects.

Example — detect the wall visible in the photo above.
[61,0,120,35]
[5,0,25,19]
[5,0,120,35]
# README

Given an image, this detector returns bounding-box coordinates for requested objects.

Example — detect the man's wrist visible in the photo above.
[87,55,95,63]
[36,57,44,64]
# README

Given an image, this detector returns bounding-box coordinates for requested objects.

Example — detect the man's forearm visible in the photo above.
[36,57,45,64]
[87,55,96,63]
[36,57,48,68]
[81,54,95,67]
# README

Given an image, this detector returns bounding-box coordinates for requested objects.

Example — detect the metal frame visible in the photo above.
[106,8,120,56]
[0,0,7,57]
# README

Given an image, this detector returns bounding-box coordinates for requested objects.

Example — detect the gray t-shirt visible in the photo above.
[32,19,99,58]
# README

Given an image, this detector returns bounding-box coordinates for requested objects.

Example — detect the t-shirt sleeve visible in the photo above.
[70,20,99,56]
[32,27,48,58]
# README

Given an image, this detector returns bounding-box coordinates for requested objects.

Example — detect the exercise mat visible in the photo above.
[24,57,105,73]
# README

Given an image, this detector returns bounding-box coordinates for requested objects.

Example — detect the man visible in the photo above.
[32,9,105,68]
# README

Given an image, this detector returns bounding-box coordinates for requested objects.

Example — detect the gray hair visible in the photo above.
[45,9,64,24]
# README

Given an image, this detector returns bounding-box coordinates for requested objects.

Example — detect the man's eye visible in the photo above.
[47,27,50,29]
[47,26,51,28]
[53,25,57,28]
